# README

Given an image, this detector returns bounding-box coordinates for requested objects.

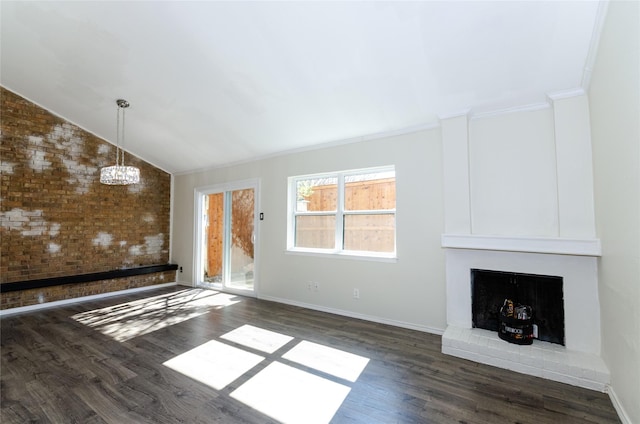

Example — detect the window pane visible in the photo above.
[295,215,336,249]
[345,171,395,211]
[296,177,337,212]
[343,214,395,252]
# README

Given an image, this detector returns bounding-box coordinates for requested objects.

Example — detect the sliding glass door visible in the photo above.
[195,180,258,296]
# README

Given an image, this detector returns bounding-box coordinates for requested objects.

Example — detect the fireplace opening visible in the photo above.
[471,269,565,345]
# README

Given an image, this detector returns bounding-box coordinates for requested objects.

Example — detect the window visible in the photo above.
[288,166,396,258]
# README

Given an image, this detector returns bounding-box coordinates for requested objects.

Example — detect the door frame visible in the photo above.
[193,178,260,297]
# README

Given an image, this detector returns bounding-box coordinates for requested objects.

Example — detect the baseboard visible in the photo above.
[0,282,178,317]
[608,386,633,424]
[259,294,445,336]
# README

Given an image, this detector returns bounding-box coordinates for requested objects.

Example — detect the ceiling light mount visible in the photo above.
[116,99,130,109]
[100,98,140,185]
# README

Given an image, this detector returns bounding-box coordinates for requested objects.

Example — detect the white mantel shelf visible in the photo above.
[441,234,601,257]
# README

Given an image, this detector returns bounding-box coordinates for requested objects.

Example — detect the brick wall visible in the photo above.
[0,87,173,309]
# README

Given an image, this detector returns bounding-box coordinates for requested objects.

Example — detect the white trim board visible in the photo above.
[259,294,445,336]
[0,282,178,317]
[441,234,601,256]
[608,386,633,424]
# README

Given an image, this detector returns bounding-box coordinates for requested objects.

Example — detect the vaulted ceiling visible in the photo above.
[1,1,605,174]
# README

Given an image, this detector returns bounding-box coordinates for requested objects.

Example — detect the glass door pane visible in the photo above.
[203,193,224,284]
[199,187,256,294]
[227,188,255,290]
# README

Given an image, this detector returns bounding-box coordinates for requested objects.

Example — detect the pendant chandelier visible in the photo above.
[100,99,140,185]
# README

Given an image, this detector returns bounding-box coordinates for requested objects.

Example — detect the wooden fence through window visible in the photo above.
[296,178,396,251]
[205,190,254,279]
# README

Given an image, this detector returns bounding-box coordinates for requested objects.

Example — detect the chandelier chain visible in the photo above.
[100,98,140,185]
[116,104,121,166]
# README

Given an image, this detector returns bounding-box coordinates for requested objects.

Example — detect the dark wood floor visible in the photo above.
[1,286,620,424]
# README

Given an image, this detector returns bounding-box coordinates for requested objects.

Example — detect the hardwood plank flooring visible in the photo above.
[1,286,620,423]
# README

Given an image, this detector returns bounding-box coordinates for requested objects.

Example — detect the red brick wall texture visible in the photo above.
[1,87,173,309]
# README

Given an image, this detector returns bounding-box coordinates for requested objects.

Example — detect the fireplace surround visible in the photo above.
[439,96,609,392]
[441,234,609,392]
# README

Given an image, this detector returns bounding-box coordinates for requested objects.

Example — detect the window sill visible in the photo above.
[285,248,398,263]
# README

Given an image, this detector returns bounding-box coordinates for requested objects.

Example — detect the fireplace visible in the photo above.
[471,269,564,345]
[440,237,609,392]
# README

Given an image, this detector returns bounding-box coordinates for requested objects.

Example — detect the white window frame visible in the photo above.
[287,166,397,262]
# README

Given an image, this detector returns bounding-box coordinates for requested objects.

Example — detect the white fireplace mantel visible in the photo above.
[441,244,608,391]
[439,95,607,391]
[441,234,601,257]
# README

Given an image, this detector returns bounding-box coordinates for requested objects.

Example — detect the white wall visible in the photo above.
[442,96,597,240]
[172,94,600,339]
[469,107,559,236]
[589,1,640,422]
[172,129,447,333]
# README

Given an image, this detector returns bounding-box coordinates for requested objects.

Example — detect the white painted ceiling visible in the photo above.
[1,1,604,174]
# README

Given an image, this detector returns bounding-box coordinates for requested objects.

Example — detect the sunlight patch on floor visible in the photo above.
[282,340,370,382]
[220,324,294,353]
[72,289,240,342]
[230,361,351,424]
[163,340,264,390]
[160,323,369,422]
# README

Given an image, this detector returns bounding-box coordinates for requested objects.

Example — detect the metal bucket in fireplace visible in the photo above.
[499,299,534,345]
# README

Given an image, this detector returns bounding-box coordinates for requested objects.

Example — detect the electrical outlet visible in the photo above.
[307,281,313,291]
[353,288,360,299]
[313,282,320,291]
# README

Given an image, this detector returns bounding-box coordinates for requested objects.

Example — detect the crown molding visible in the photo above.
[581,0,611,90]
[174,121,441,176]
[547,88,587,102]
[437,109,471,121]
[469,102,551,121]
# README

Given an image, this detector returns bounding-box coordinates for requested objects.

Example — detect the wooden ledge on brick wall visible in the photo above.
[0,264,179,293]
